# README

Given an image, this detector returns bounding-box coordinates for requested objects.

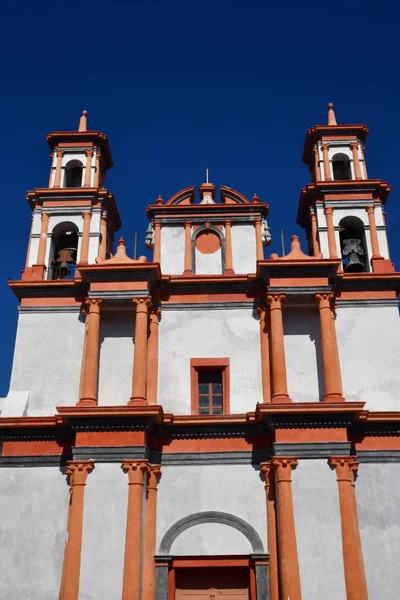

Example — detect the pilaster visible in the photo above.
[260,462,279,600]
[315,293,344,402]
[129,298,151,406]
[143,465,162,600]
[267,294,290,403]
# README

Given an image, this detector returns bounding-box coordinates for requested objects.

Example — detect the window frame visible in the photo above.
[190,358,230,415]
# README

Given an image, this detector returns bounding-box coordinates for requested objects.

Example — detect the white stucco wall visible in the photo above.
[195,247,222,274]
[283,308,323,402]
[79,464,128,600]
[158,307,262,414]
[231,224,257,274]
[156,464,266,554]
[336,305,400,410]
[160,226,185,275]
[292,460,346,599]
[98,311,134,406]
[356,462,400,600]
[9,311,84,415]
[0,467,69,599]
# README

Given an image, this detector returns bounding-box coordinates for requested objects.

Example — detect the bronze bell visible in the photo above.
[342,238,365,272]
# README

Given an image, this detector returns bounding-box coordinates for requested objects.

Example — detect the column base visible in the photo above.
[371,256,394,273]
[77,398,97,406]
[224,269,235,276]
[323,393,345,403]
[182,269,194,276]
[22,264,46,281]
[272,393,292,403]
[128,396,148,406]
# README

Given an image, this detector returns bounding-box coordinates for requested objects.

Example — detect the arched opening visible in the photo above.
[48,221,79,280]
[64,160,83,187]
[339,216,369,272]
[332,153,352,181]
[192,226,225,274]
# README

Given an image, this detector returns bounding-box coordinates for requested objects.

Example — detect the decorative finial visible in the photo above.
[117,236,125,246]
[78,110,88,132]
[156,194,164,205]
[206,168,209,184]
[252,193,260,203]
[328,103,337,126]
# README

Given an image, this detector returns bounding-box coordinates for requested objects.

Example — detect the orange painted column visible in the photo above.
[153,222,162,263]
[36,212,50,265]
[366,206,381,258]
[254,219,264,261]
[99,212,108,260]
[94,151,101,187]
[321,143,332,181]
[329,457,368,600]
[260,463,279,600]
[121,461,149,600]
[349,462,368,597]
[267,294,290,403]
[257,306,271,403]
[25,216,34,268]
[324,207,339,258]
[53,149,64,188]
[78,299,103,406]
[184,221,192,273]
[309,209,320,256]
[48,152,55,187]
[79,212,92,264]
[313,147,321,181]
[350,142,362,180]
[272,457,302,600]
[143,465,162,600]
[146,308,161,404]
[361,146,368,179]
[59,460,94,600]
[224,220,235,274]
[129,298,151,405]
[315,293,344,402]
[84,149,94,187]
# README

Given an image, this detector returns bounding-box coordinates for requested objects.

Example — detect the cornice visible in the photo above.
[9,279,87,300]
[146,202,269,220]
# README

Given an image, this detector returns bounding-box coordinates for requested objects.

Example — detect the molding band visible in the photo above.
[18,306,82,313]
[161,302,254,311]
[0,455,71,467]
[273,442,351,458]
[357,450,400,462]
[72,446,149,461]
[336,299,399,307]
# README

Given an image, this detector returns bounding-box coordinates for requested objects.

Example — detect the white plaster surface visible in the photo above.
[79,463,127,600]
[158,308,262,414]
[161,226,185,274]
[231,224,257,273]
[356,463,400,600]
[98,311,134,406]
[292,459,346,600]
[156,464,266,554]
[0,467,69,599]
[9,311,84,415]
[336,305,400,410]
[1,390,29,417]
[283,308,323,402]
[195,247,222,274]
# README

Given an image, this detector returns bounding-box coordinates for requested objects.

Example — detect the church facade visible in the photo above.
[0,105,399,600]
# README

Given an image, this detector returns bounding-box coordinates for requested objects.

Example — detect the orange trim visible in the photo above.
[260,463,279,600]
[84,149,93,187]
[324,207,339,258]
[99,213,107,260]
[79,211,92,264]
[78,299,102,406]
[53,149,64,188]
[129,298,151,406]
[309,210,320,256]
[143,465,162,600]
[224,220,234,273]
[153,222,161,263]
[94,151,101,187]
[172,556,251,568]
[184,221,193,273]
[267,295,290,403]
[366,206,381,259]
[190,358,230,415]
[313,147,321,181]
[321,143,332,181]
[350,142,362,180]
[147,308,161,404]
[315,293,344,402]
[254,219,264,261]
[196,229,221,254]
[75,430,146,447]
[36,212,50,266]
[257,306,271,403]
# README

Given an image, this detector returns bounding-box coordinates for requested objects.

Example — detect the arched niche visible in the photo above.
[64,159,84,188]
[48,221,79,280]
[339,215,369,272]
[192,225,225,274]
[332,153,352,181]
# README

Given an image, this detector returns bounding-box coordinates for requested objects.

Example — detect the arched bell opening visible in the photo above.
[48,221,79,280]
[339,216,369,273]
[64,159,83,188]
[192,226,226,274]
[332,153,352,181]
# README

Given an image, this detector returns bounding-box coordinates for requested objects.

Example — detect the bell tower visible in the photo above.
[23,110,120,281]
[298,103,393,274]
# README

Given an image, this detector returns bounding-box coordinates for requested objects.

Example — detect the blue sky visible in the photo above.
[0,0,399,396]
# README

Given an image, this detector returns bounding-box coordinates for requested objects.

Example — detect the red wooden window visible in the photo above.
[190,359,230,415]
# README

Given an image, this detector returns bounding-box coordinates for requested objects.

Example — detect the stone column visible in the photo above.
[143,465,162,600]
[184,221,192,273]
[121,461,149,600]
[53,149,64,188]
[260,463,279,600]
[324,207,339,258]
[146,308,161,405]
[84,149,94,187]
[309,209,320,256]
[350,142,362,180]
[267,294,290,402]
[315,293,344,402]
[321,143,332,181]
[329,457,368,600]
[78,299,103,406]
[94,151,101,187]
[254,219,264,261]
[99,212,108,260]
[153,222,162,263]
[366,206,381,258]
[272,457,302,600]
[313,147,321,181]
[59,461,94,600]
[79,212,92,264]
[257,306,271,403]
[129,298,151,405]
[224,220,235,274]
[36,212,50,265]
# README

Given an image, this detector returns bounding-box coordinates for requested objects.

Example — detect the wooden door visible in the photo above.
[175,567,249,600]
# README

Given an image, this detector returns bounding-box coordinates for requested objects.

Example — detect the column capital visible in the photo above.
[56,149,64,158]
[85,298,103,314]
[133,297,152,312]
[315,292,334,308]
[309,207,316,219]
[321,142,330,151]
[82,211,92,220]
[253,217,262,226]
[267,294,286,309]
[149,307,161,324]
[225,220,233,226]
[365,205,375,215]
[147,465,162,491]
[312,146,319,156]
[41,212,50,222]
[257,305,267,319]
[260,461,273,487]
[329,456,357,481]
[154,221,162,229]
[324,206,333,216]
[85,149,94,158]
[101,211,108,221]
[121,460,148,485]
[349,141,359,150]
[271,456,298,481]
[66,460,94,486]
